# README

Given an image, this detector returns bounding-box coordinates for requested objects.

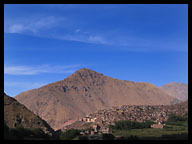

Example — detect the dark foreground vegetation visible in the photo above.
[4,125,54,140]
[4,113,188,140]
[59,129,81,140]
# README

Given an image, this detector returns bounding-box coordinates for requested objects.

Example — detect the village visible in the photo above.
[64,101,188,136]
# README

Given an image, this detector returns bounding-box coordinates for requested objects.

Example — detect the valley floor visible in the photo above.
[111,125,188,140]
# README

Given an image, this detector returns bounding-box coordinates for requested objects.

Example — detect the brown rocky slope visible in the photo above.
[15,68,178,130]
[4,93,54,135]
[160,82,188,101]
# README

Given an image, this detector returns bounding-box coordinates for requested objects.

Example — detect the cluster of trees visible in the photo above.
[59,129,81,140]
[109,120,155,131]
[4,124,51,140]
[165,113,188,126]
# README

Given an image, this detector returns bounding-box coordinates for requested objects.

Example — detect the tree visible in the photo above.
[165,113,188,126]
[59,129,80,140]
[109,120,156,131]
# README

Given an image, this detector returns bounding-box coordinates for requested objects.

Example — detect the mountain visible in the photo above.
[4,93,54,135]
[15,68,177,130]
[160,82,188,101]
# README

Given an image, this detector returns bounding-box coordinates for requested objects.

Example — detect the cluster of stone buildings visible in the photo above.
[66,101,188,134]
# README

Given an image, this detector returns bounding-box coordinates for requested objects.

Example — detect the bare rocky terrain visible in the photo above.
[15,68,178,130]
[160,82,188,101]
[4,93,54,136]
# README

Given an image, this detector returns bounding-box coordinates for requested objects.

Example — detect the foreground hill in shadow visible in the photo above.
[4,93,54,136]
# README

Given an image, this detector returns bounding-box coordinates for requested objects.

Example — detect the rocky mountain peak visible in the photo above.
[15,69,178,130]
[69,68,103,79]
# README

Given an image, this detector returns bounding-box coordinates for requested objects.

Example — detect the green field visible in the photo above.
[112,125,188,140]
[109,113,188,140]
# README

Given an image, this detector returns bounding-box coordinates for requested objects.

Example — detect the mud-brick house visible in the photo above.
[100,127,110,133]
[92,124,100,132]
[151,124,164,129]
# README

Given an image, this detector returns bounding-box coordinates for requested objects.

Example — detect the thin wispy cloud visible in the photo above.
[4,5,187,52]
[5,17,187,52]
[6,16,65,34]
[57,33,111,45]
[5,15,111,46]
[4,64,83,75]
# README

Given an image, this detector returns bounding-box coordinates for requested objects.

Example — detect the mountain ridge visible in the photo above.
[15,68,178,130]
[160,82,188,101]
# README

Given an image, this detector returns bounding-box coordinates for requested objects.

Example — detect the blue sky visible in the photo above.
[4,4,188,97]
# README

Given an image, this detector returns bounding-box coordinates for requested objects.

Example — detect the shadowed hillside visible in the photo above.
[4,93,54,136]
